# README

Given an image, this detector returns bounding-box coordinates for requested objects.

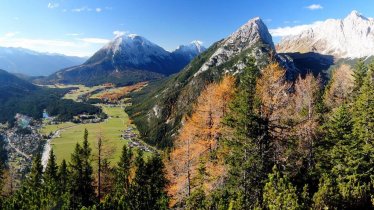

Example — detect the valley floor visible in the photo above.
[39,84,154,167]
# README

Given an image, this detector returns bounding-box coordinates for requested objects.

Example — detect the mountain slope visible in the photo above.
[0,69,37,102]
[0,69,100,124]
[126,17,277,147]
[277,11,374,58]
[0,47,86,76]
[45,35,205,86]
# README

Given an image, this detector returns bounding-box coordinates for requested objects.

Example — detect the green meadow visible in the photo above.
[41,104,135,166]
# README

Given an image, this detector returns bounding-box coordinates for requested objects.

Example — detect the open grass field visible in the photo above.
[41,104,135,166]
[62,84,110,101]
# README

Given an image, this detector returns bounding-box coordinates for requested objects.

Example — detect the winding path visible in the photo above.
[41,124,80,168]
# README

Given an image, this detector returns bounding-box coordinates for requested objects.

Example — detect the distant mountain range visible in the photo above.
[44,35,206,86]
[0,47,86,76]
[277,11,374,59]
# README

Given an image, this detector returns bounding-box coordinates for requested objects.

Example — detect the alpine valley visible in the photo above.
[0,7,373,210]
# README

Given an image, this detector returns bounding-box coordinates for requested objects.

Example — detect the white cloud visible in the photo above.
[47,2,59,9]
[0,35,108,57]
[284,20,300,24]
[66,33,81,36]
[269,21,322,37]
[4,32,19,38]
[306,4,323,10]
[113,31,127,37]
[72,6,92,12]
[78,38,110,44]
[71,6,111,13]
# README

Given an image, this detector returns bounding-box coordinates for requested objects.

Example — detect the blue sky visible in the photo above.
[0,0,373,56]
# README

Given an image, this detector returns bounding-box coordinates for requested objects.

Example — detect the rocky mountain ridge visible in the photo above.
[277,11,374,59]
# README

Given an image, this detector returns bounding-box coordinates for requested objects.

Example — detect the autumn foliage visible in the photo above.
[166,75,236,206]
[94,82,147,102]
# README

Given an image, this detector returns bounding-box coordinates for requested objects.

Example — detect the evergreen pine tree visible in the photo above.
[223,58,269,208]
[58,159,69,193]
[143,155,169,209]
[81,129,96,207]
[130,150,146,209]
[352,66,374,145]
[352,59,368,97]
[263,166,299,210]
[312,174,341,209]
[317,104,353,173]
[28,153,43,189]
[44,149,58,182]
[69,129,96,208]
[42,149,60,209]
[116,145,133,195]
[69,143,84,209]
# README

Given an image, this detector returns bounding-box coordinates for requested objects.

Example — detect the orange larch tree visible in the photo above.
[166,75,236,206]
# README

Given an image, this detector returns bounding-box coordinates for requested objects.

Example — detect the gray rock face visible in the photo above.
[195,17,275,76]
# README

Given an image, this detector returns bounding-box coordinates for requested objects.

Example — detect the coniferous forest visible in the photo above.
[0,57,373,209]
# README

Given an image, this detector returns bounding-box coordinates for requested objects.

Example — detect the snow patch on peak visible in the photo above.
[128,33,138,39]
[277,10,374,58]
[346,10,367,20]
[173,40,206,55]
[190,40,205,53]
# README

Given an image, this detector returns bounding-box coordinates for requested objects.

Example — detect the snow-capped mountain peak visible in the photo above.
[173,40,206,58]
[190,40,205,53]
[345,10,367,21]
[277,10,374,58]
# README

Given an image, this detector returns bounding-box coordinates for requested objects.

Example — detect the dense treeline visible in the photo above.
[169,58,374,209]
[0,129,168,209]
[0,58,372,209]
[0,87,102,125]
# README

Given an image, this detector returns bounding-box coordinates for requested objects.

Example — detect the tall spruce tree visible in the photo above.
[28,153,43,189]
[352,66,374,145]
[223,58,270,208]
[69,129,96,208]
[58,159,69,193]
[317,104,353,173]
[352,59,368,97]
[116,145,133,195]
[43,149,60,209]
[44,149,58,182]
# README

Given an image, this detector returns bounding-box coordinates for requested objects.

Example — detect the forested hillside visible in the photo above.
[165,58,374,209]
[1,57,372,209]
[0,69,101,124]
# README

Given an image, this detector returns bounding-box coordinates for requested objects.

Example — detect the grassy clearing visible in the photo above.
[62,85,109,101]
[41,104,135,166]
